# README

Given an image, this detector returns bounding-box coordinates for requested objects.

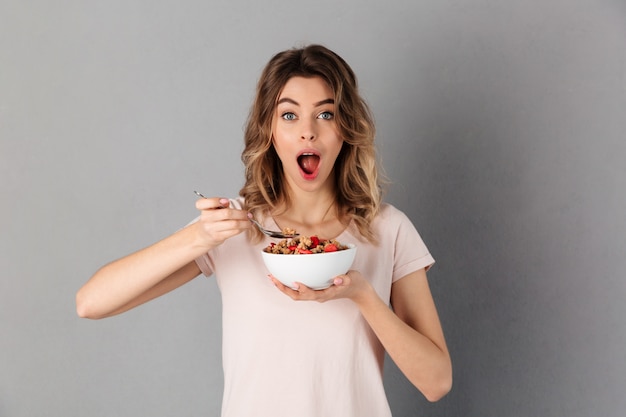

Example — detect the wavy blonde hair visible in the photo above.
[240,44,384,243]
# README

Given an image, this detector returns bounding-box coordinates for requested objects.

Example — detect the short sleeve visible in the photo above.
[390,208,435,282]
[195,252,214,277]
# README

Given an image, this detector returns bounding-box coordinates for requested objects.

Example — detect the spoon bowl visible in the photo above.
[248,217,300,239]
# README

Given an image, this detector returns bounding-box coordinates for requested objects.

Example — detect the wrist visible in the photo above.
[189,221,218,250]
[352,282,380,309]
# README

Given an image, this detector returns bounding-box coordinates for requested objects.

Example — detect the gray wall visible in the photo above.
[1,1,625,416]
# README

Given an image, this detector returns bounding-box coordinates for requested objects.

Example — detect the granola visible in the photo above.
[263,235,349,254]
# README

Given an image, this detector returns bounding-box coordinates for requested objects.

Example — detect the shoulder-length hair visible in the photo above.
[240,44,384,243]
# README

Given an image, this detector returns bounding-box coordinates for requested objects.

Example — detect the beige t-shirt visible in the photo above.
[195,198,434,417]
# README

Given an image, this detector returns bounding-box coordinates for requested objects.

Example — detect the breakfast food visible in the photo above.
[264,235,349,254]
[281,227,297,236]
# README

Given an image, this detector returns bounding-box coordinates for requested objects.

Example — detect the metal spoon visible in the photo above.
[194,191,299,239]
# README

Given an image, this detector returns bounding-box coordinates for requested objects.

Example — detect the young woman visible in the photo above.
[77,44,452,416]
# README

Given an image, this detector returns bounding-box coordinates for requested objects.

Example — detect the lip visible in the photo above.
[297,148,321,180]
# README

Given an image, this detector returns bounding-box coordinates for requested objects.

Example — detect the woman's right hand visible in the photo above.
[194,197,252,249]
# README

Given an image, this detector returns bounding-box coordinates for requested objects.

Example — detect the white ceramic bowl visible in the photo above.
[262,244,357,290]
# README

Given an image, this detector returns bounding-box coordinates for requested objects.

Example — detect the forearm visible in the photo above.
[354,287,452,401]
[269,267,452,400]
[76,223,209,318]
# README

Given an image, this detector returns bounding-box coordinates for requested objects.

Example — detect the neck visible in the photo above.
[271,175,349,238]
[281,188,337,226]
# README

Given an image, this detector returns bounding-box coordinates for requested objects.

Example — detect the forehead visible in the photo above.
[277,76,334,103]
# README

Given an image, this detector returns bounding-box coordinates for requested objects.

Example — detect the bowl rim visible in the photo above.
[261,242,356,256]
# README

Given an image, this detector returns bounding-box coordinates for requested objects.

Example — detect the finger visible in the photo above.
[196,210,252,247]
[217,219,253,234]
[270,276,299,297]
[202,209,252,223]
[333,274,350,287]
[199,207,252,231]
[195,196,230,210]
[198,218,252,238]
[273,277,309,298]
[290,282,329,302]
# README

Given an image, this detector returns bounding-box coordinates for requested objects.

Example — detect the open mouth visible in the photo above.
[297,152,320,175]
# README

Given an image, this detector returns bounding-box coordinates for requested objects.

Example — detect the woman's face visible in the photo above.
[271,76,343,194]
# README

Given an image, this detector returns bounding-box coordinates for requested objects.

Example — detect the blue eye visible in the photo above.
[281,112,296,121]
[318,111,334,120]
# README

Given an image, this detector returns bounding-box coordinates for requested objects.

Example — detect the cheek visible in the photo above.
[330,136,345,158]
[271,134,292,164]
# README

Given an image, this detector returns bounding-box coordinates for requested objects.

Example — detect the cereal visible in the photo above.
[281,227,297,236]
[263,235,349,254]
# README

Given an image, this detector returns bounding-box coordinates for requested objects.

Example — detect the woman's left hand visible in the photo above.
[269,270,371,303]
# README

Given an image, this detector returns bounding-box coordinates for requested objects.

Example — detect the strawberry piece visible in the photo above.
[297,248,313,254]
[310,236,320,247]
[324,244,338,252]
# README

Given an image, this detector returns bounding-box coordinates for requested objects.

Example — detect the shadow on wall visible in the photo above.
[383,35,560,415]
[415,79,538,405]
[388,8,626,413]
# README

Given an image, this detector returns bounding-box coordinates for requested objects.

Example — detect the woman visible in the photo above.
[77,44,452,416]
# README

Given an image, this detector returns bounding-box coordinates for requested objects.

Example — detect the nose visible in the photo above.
[300,119,316,141]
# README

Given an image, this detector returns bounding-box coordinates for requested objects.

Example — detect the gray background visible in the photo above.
[1,1,625,416]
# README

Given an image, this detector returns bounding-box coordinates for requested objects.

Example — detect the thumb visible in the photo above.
[333,274,349,286]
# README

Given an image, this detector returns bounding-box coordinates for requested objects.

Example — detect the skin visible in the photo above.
[270,76,346,237]
[76,75,451,402]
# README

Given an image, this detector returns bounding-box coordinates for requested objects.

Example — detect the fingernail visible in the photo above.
[334,277,343,286]
[292,283,300,290]
[219,198,229,206]
[247,212,253,219]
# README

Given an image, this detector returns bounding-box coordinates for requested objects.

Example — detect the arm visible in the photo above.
[76,227,203,319]
[76,197,251,319]
[270,268,452,401]
[357,269,452,401]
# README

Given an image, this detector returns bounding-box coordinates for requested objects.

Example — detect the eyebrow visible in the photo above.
[276,97,335,107]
